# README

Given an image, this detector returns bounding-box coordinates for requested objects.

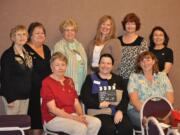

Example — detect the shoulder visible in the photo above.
[1,46,14,61]
[107,38,121,45]
[164,47,173,53]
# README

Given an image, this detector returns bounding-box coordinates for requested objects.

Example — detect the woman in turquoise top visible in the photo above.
[53,18,87,95]
[127,51,174,128]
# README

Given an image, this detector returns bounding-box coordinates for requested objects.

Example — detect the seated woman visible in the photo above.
[41,52,101,135]
[127,51,174,128]
[81,54,132,135]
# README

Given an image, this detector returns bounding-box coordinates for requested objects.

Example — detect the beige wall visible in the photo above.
[0,0,180,107]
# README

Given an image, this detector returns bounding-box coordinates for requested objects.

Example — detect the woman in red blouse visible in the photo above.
[41,52,101,135]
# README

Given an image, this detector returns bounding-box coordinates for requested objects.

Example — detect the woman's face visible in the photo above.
[140,56,155,73]
[125,21,136,33]
[63,26,76,42]
[12,30,28,46]
[100,19,112,37]
[153,30,165,46]
[51,58,67,77]
[31,27,46,45]
[99,57,113,75]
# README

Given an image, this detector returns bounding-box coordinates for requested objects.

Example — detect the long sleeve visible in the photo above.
[80,75,100,109]
[114,75,128,114]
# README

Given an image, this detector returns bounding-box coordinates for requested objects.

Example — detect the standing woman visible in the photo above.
[24,22,51,135]
[0,25,32,115]
[117,13,148,87]
[87,15,121,74]
[149,26,173,74]
[53,18,87,95]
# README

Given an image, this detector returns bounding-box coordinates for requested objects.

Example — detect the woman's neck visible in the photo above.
[144,71,153,81]
[51,73,65,82]
[123,33,138,43]
[99,72,112,80]
[154,44,164,50]
[29,42,43,49]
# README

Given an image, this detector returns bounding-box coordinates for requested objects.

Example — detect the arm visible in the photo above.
[163,62,173,74]
[129,92,143,112]
[166,92,174,104]
[127,73,143,112]
[163,49,173,74]
[74,98,84,116]
[80,75,100,109]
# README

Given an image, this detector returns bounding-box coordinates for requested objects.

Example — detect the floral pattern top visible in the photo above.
[127,72,173,110]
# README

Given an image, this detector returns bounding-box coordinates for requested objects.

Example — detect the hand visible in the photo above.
[7,101,15,107]
[99,101,111,108]
[73,115,88,126]
[114,110,123,124]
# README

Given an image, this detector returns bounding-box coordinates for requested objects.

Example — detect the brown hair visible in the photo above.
[27,22,46,42]
[122,13,141,31]
[50,52,68,65]
[94,15,116,45]
[135,51,159,74]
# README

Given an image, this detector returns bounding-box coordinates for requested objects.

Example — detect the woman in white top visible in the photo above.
[87,15,121,74]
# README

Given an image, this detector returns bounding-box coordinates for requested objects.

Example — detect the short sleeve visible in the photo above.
[161,72,173,92]
[127,73,139,94]
[165,48,174,64]
[41,80,55,103]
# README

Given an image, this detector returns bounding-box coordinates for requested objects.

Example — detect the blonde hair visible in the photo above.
[59,18,78,33]
[10,25,28,39]
[50,52,68,65]
[95,15,116,45]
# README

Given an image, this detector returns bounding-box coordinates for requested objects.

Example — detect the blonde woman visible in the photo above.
[87,15,121,74]
[0,25,32,115]
[53,18,87,95]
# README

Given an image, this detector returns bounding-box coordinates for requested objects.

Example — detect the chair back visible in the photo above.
[146,116,165,135]
[140,96,173,135]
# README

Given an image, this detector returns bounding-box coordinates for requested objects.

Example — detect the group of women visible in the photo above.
[0,12,174,135]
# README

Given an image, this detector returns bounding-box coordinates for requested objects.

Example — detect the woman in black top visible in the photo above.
[0,25,32,115]
[81,54,132,135]
[24,22,51,135]
[149,26,173,74]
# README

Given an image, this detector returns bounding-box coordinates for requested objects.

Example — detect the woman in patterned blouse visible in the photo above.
[117,13,148,89]
[127,51,174,128]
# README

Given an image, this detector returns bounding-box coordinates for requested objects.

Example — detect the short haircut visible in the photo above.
[122,13,141,31]
[50,52,68,65]
[59,18,78,33]
[27,22,46,42]
[135,51,159,74]
[99,53,114,65]
[149,26,169,49]
[10,25,28,38]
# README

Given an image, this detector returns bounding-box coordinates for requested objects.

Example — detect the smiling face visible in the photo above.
[12,30,28,46]
[51,58,67,77]
[100,19,112,37]
[125,21,136,33]
[140,55,155,73]
[63,26,76,42]
[99,57,113,75]
[31,26,46,44]
[153,30,165,46]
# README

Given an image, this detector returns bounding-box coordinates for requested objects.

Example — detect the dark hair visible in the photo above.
[122,13,141,31]
[99,53,114,65]
[135,51,159,74]
[149,26,169,49]
[27,22,46,42]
